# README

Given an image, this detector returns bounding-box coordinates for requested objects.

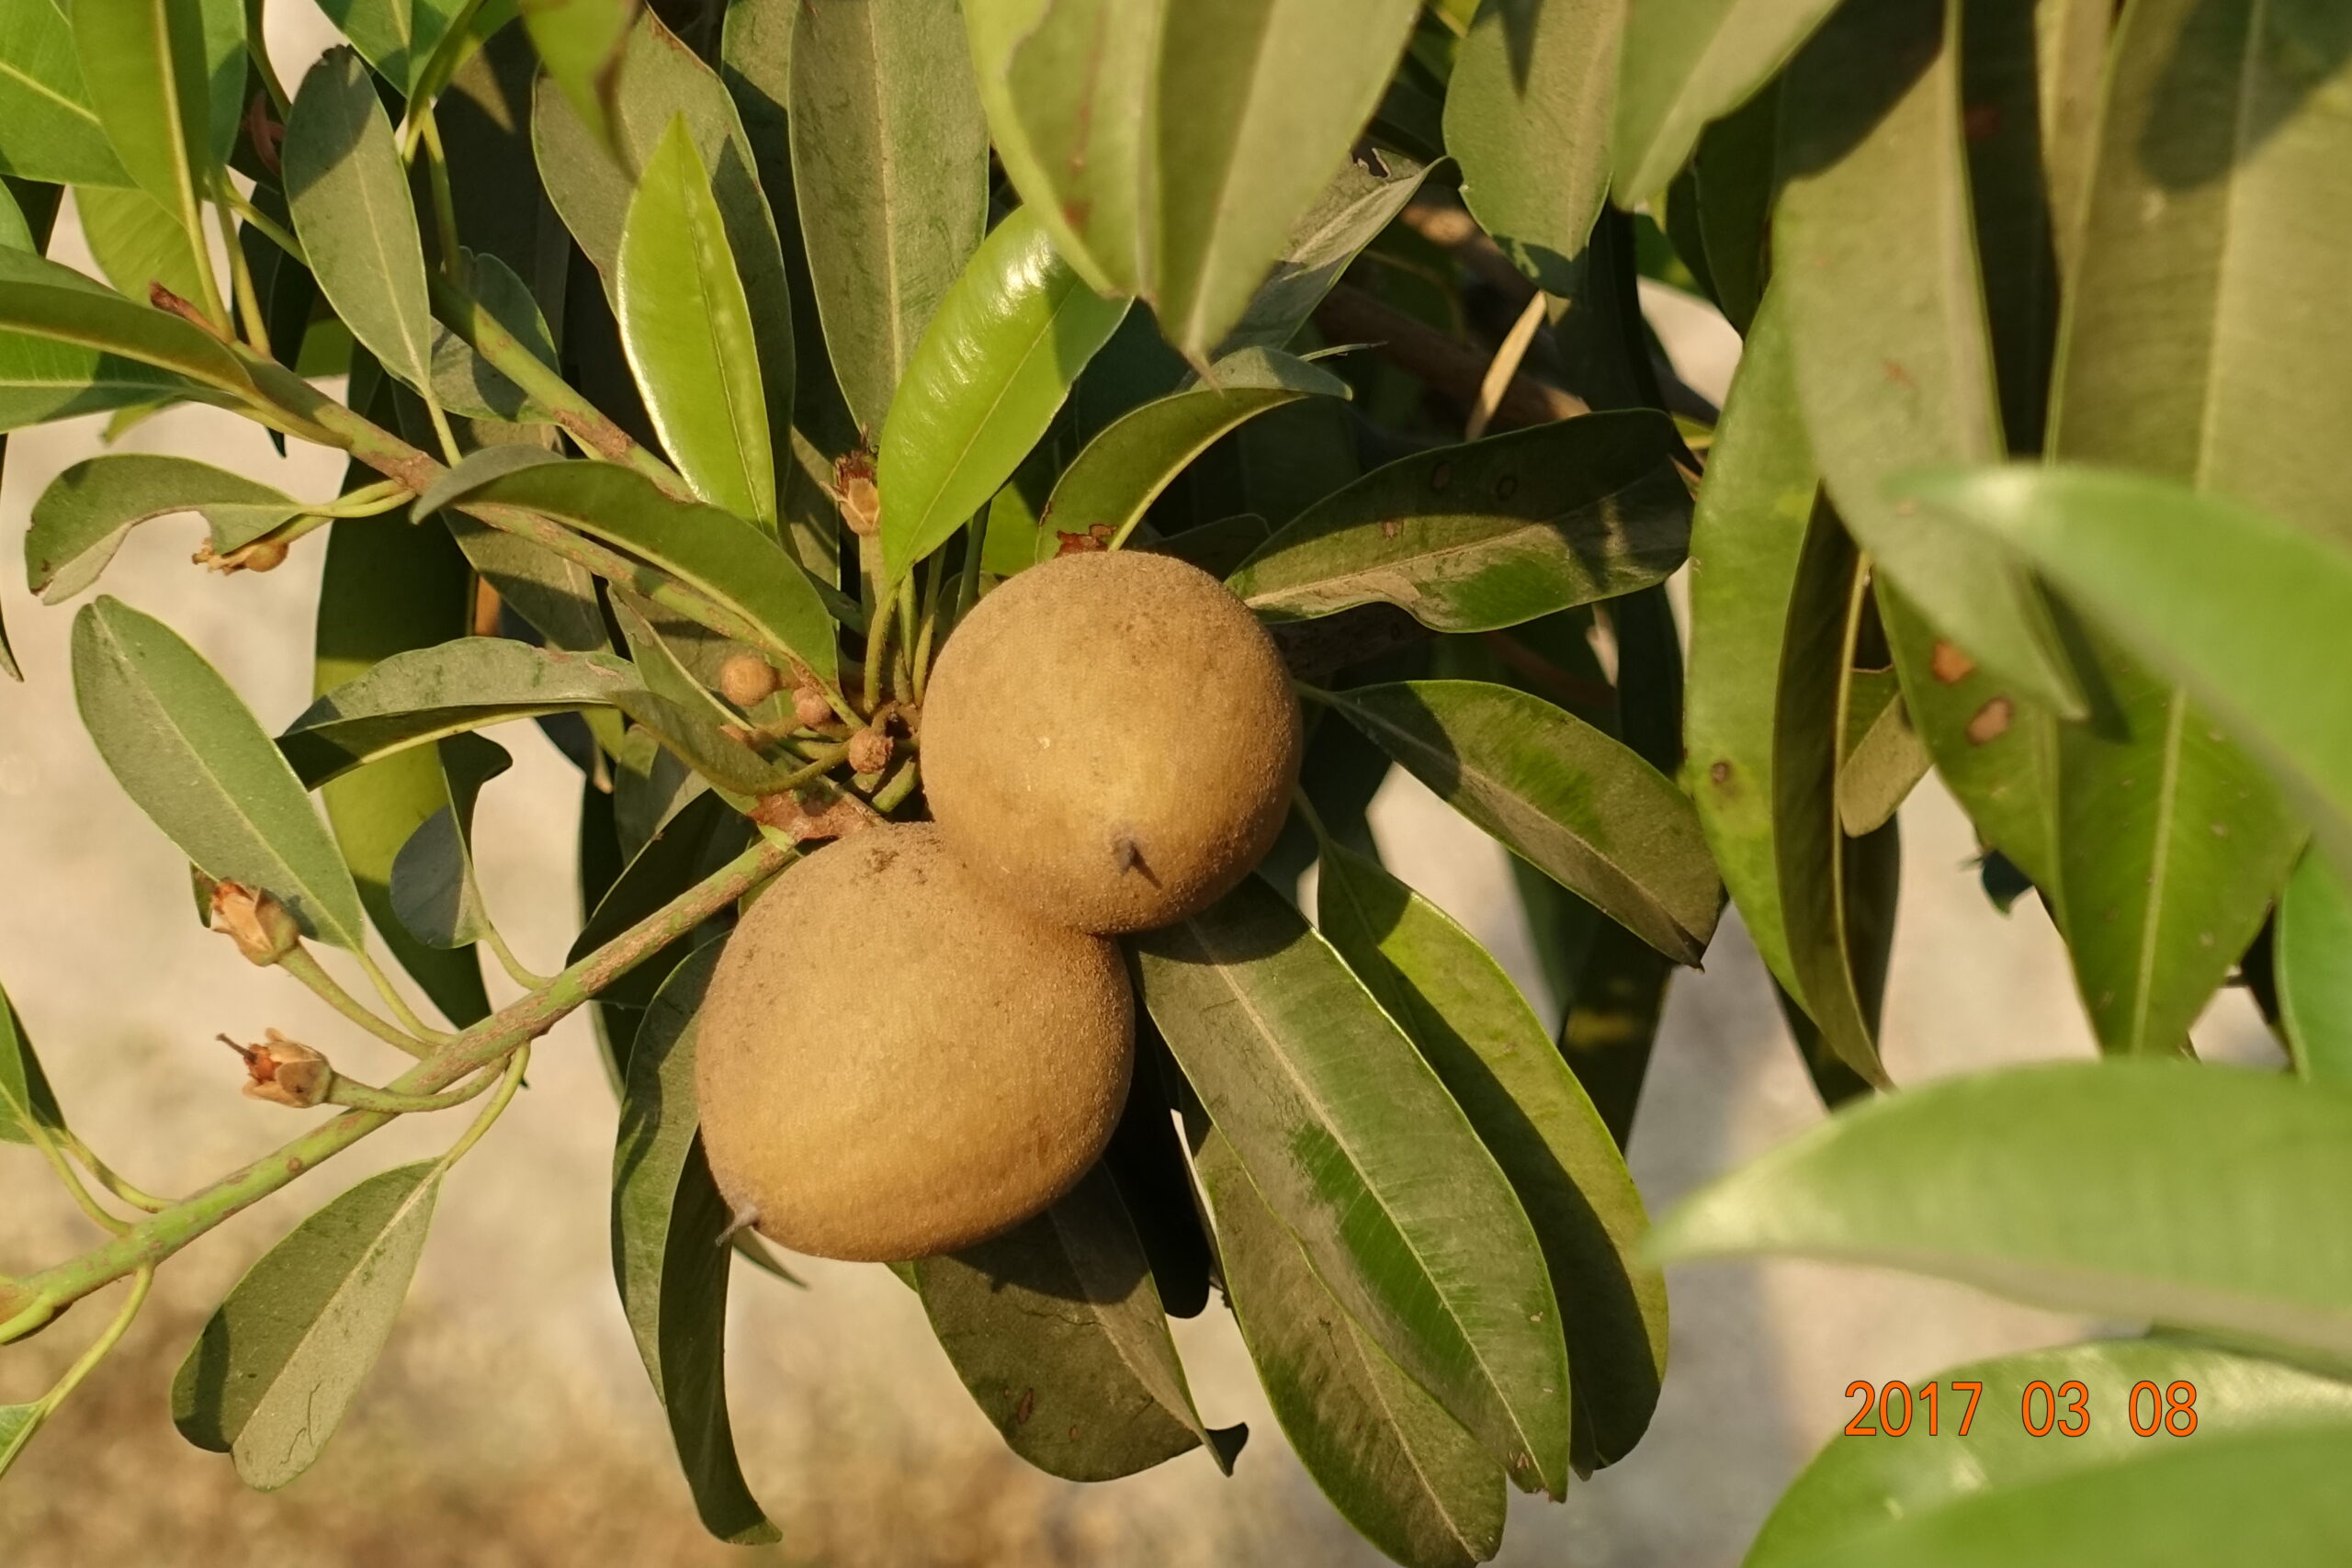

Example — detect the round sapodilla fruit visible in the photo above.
[920,550,1302,933]
[695,822,1133,1262]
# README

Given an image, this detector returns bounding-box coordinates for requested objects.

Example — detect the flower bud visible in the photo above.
[209,882,301,965]
[847,728,894,776]
[718,654,783,708]
[223,1031,332,1109]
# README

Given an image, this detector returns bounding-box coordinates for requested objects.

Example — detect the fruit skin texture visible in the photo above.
[695,823,1134,1262]
[921,549,1304,933]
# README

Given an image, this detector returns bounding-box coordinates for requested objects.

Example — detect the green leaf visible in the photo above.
[1324,680,1721,964]
[1748,1337,2352,1568]
[1687,87,1776,334]
[1897,464,2311,1052]
[281,636,637,786]
[960,0,1157,299]
[171,1162,439,1488]
[605,594,812,796]
[1149,0,1423,360]
[612,944,780,1544]
[1611,0,1839,201]
[0,0,131,186]
[285,47,438,400]
[25,455,299,602]
[1835,670,1929,838]
[617,117,775,529]
[1230,412,1690,631]
[0,978,65,1145]
[0,244,253,395]
[74,596,368,950]
[1654,1059,2352,1360]
[571,790,754,1025]
[916,1162,1232,1483]
[1194,1128,1506,1567]
[1443,0,1621,297]
[389,735,509,951]
[534,11,797,474]
[1027,348,1342,560]
[520,0,633,151]
[445,512,610,655]
[1682,284,1814,998]
[1774,0,2081,718]
[320,0,475,98]
[1754,1421,2352,1568]
[73,182,208,307]
[72,0,214,279]
[789,0,987,434]
[1315,844,1667,1473]
[433,460,841,688]
[876,206,1129,582]
[2036,0,2348,1055]
[0,1403,41,1477]
[2278,850,2352,1088]
[1134,874,1574,1498]
[1215,148,1431,357]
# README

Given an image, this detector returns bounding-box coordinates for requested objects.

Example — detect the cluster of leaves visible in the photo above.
[1,0,2351,1564]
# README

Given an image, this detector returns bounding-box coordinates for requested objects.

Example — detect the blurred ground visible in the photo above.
[0,14,2288,1562]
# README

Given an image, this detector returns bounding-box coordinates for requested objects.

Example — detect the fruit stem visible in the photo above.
[279,948,437,1057]
[870,757,920,814]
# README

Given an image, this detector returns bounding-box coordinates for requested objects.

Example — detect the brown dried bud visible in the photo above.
[223,1030,332,1109]
[793,685,835,728]
[194,537,291,575]
[209,882,301,965]
[834,451,880,536]
[847,728,894,776]
[717,653,783,708]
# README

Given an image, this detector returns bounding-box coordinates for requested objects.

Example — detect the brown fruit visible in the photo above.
[695,822,1133,1261]
[717,653,782,708]
[920,549,1302,933]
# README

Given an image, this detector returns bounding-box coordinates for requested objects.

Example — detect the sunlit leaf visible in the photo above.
[0,978,65,1145]
[1215,149,1430,357]
[2278,849,2352,1088]
[26,455,300,602]
[0,0,130,186]
[1611,0,1839,201]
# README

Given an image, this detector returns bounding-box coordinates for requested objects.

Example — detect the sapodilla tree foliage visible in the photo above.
[3,0,2352,1563]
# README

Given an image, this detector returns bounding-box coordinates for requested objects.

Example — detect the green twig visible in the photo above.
[355,950,457,1046]
[216,193,270,359]
[0,1269,152,1480]
[325,1063,503,1114]
[0,837,791,1343]
[55,1132,172,1214]
[432,1045,528,1169]
[224,187,303,265]
[871,757,921,814]
[483,927,554,991]
[22,1119,130,1236]
[952,520,988,632]
[415,109,462,274]
[278,947,435,1058]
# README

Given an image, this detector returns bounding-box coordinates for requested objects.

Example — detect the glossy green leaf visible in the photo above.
[388,735,508,951]
[916,1161,1232,1483]
[1611,0,1838,201]
[1774,0,2081,718]
[1134,874,1573,1498]
[435,460,841,688]
[172,1162,439,1488]
[1027,348,1342,560]
[612,944,780,1543]
[1231,412,1690,631]
[789,0,986,434]
[26,455,299,602]
[0,979,65,1145]
[71,0,213,275]
[1749,1337,2352,1568]
[74,183,208,308]
[1444,0,1621,296]
[1215,149,1430,357]
[1326,680,1721,964]
[74,596,367,950]
[0,244,252,396]
[2038,0,2347,1055]
[960,0,1159,298]
[521,0,633,150]
[280,637,637,786]
[1655,1059,2352,1360]
[534,11,797,471]
[285,48,438,400]
[876,206,1129,582]
[0,0,130,186]
[618,117,775,528]
[1682,285,1811,997]
[1316,843,1667,1472]
[1902,465,2312,1052]
[2278,850,2352,1088]
[1194,1128,1506,1567]
[1149,0,1422,360]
